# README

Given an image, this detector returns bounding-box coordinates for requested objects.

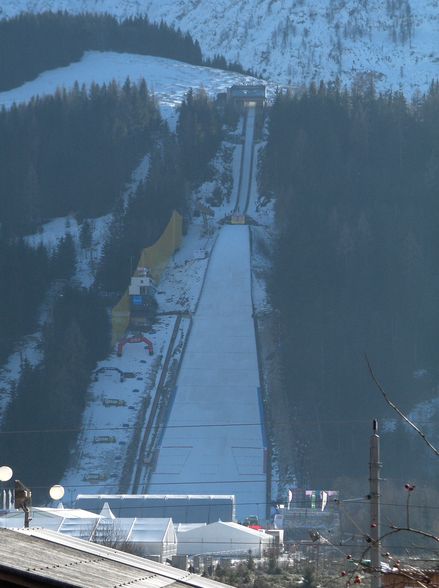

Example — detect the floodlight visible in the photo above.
[0,466,13,482]
[49,485,65,501]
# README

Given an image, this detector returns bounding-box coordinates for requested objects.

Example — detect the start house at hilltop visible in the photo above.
[226,84,266,109]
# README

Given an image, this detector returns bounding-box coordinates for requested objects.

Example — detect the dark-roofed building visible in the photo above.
[0,527,231,587]
[75,494,236,524]
[227,84,266,108]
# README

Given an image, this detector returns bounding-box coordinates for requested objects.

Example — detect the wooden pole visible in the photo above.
[370,419,381,588]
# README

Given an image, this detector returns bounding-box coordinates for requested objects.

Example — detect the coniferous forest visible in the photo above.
[262,82,439,488]
[0,240,50,362]
[0,12,203,91]
[0,79,162,237]
[97,88,224,293]
[177,88,223,182]
[96,133,185,293]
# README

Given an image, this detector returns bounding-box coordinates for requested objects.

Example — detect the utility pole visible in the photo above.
[369,419,381,588]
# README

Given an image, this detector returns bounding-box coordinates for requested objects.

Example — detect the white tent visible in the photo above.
[0,505,100,534]
[120,517,177,562]
[0,504,177,562]
[174,522,206,533]
[176,521,273,557]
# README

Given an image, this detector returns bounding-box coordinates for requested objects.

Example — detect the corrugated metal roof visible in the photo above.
[0,528,231,588]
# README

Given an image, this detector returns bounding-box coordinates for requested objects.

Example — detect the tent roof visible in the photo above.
[36,507,101,519]
[99,502,116,519]
[175,523,206,533]
[0,507,100,528]
[0,508,175,543]
[177,521,273,543]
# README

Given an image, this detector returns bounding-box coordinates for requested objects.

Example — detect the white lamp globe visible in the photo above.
[49,485,65,501]
[0,466,13,482]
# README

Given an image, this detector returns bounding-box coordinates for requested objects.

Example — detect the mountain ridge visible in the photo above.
[1,0,439,95]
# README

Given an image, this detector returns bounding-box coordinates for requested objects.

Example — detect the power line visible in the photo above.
[0,417,432,436]
[3,483,438,514]
[0,422,265,435]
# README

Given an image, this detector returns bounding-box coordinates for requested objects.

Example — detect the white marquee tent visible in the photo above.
[0,503,177,562]
[176,521,273,557]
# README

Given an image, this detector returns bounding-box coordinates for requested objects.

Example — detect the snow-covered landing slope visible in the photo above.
[149,225,266,521]
[2,0,439,95]
[0,51,260,128]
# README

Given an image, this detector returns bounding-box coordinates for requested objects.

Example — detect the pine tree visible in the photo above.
[79,220,93,249]
[52,234,77,280]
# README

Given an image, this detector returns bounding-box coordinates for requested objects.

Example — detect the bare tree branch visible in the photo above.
[365,354,439,458]
[378,525,439,544]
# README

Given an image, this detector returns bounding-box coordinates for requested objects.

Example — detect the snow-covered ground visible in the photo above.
[61,314,177,501]
[2,0,439,96]
[0,51,262,129]
[248,141,274,317]
[149,225,267,522]
[155,224,213,315]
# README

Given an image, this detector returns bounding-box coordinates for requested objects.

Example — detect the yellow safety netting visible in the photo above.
[111,292,130,346]
[111,211,182,345]
[137,210,182,281]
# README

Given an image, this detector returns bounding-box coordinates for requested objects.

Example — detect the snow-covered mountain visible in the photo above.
[2,0,439,95]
